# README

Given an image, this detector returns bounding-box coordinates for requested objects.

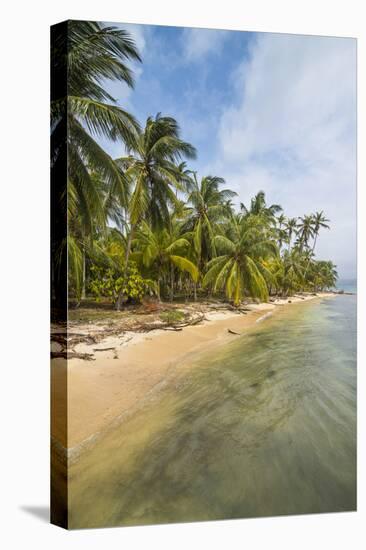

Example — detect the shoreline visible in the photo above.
[51,292,337,458]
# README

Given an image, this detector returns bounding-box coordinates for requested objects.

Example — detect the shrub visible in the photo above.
[88,262,156,304]
[159,310,186,324]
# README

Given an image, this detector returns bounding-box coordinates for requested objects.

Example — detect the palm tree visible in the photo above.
[203,216,277,305]
[52,21,141,232]
[311,211,330,255]
[115,114,196,281]
[175,162,194,195]
[280,249,306,295]
[240,190,282,223]
[312,260,338,290]
[134,221,199,301]
[51,21,142,304]
[277,213,286,229]
[181,174,237,271]
[302,211,330,282]
[284,217,298,252]
[296,215,315,251]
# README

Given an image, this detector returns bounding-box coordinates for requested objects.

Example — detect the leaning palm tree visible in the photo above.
[133,221,199,301]
[115,113,196,281]
[203,216,278,306]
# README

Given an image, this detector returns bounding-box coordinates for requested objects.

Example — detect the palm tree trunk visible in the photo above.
[311,233,318,256]
[81,247,86,300]
[123,224,136,277]
[116,224,136,310]
[303,233,318,283]
[170,263,174,302]
[157,277,161,302]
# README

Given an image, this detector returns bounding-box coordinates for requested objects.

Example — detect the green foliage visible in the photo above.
[57,22,337,309]
[88,262,156,304]
[159,310,186,323]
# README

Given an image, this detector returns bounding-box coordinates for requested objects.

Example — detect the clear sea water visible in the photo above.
[68,294,357,528]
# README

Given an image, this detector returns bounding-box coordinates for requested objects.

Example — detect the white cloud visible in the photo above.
[182,27,229,61]
[210,33,356,277]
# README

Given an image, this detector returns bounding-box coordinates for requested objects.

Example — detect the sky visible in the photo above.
[99,22,357,279]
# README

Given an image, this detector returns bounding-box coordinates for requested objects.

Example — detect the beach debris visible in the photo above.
[51,351,95,361]
[228,329,240,335]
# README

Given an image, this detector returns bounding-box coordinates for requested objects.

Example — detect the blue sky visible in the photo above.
[99,22,357,279]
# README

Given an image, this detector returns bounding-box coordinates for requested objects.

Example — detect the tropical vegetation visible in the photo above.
[51,21,338,310]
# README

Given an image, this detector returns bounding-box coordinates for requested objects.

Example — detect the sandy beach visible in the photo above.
[51,293,335,455]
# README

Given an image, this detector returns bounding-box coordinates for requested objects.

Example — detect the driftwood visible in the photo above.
[50,311,207,362]
[228,329,240,335]
[132,312,206,333]
[207,304,248,315]
[51,351,95,361]
[51,332,99,347]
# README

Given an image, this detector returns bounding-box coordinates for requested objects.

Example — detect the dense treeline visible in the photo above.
[51,21,337,310]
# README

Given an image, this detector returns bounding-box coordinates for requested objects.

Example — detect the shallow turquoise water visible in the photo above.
[69,295,357,528]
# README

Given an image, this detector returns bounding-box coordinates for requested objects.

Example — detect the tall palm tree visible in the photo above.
[52,21,141,233]
[311,211,330,255]
[134,221,199,301]
[296,215,315,251]
[51,21,142,304]
[277,213,286,229]
[284,217,298,253]
[302,211,330,282]
[276,214,287,251]
[115,113,196,268]
[181,174,237,271]
[203,216,277,305]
